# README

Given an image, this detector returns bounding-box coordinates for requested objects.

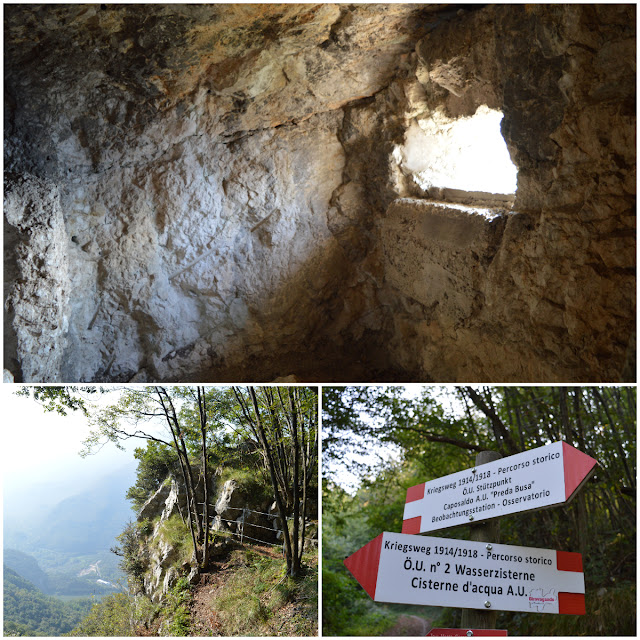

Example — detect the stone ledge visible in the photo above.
[379,198,507,320]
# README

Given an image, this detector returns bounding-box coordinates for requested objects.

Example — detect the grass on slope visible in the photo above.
[193,544,318,636]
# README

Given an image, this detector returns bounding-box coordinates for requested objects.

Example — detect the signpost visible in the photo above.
[342,439,597,632]
[460,450,502,630]
[402,441,597,535]
[344,531,586,615]
[427,630,508,636]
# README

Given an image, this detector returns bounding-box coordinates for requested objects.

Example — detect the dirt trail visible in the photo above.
[382,614,433,636]
[189,543,295,637]
[189,561,228,636]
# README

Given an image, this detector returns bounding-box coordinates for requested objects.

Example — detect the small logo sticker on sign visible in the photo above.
[528,588,557,611]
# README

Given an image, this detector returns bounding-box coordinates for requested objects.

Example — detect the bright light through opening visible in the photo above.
[397,105,518,195]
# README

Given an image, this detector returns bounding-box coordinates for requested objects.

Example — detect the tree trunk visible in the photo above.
[463,388,519,455]
[156,387,201,567]
[198,387,210,569]
[247,387,297,576]
[289,388,301,576]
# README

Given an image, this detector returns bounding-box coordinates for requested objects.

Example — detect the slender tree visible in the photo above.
[233,386,317,577]
[82,386,221,570]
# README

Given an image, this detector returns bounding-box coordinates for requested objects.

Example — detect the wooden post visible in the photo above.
[460,450,502,630]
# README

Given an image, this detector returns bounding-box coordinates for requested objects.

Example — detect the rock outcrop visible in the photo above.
[134,470,315,601]
[212,479,277,544]
[138,482,174,523]
[4,4,635,382]
[137,475,213,601]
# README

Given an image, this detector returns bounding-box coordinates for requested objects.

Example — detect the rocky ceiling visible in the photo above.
[5,3,456,177]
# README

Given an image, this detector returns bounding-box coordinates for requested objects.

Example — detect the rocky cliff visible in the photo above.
[4,4,635,382]
[134,472,316,602]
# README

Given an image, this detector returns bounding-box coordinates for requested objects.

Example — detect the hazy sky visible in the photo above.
[2,386,139,494]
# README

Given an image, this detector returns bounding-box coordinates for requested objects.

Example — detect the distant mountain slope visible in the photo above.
[4,547,123,597]
[4,463,136,597]
[4,549,51,593]
[4,566,39,592]
[3,566,93,636]
[6,463,137,556]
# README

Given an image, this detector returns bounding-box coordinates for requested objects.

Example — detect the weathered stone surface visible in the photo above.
[138,482,172,522]
[380,199,507,324]
[4,4,635,382]
[5,3,436,382]
[380,4,636,382]
[4,174,70,382]
[159,480,184,523]
[214,479,243,525]
[144,536,180,602]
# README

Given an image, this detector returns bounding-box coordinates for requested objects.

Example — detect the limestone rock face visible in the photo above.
[6,3,438,382]
[135,470,287,601]
[144,535,181,602]
[212,478,275,542]
[381,199,507,322]
[4,174,71,381]
[4,4,635,382]
[381,4,636,382]
[159,480,184,523]
[213,479,242,525]
[138,482,173,523]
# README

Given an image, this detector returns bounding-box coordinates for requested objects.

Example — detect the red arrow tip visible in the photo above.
[343,533,384,600]
[562,442,597,501]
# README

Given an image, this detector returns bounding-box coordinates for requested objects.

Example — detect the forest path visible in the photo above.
[382,614,433,636]
[188,543,302,636]
[189,559,228,636]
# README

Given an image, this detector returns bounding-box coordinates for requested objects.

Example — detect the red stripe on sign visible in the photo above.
[402,516,422,535]
[343,533,383,600]
[556,550,583,572]
[406,482,425,503]
[558,592,586,615]
[562,442,597,501]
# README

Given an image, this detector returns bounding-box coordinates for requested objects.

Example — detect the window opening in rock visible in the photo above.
[394,105,518,207]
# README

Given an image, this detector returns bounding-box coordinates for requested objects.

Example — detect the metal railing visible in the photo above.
[199,505,318,552]
[215,506,286,547]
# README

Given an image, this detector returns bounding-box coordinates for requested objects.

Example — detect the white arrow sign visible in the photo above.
[403,441,597,535]
[344,532,586,615]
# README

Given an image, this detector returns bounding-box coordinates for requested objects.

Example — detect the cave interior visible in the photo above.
[3,3,636,383]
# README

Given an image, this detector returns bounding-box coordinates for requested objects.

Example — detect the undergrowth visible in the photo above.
[500,582,636,636]
[68,593,158,636]
[209,546,318,636]
[158,577,193,636]
[322,562,393,636]
[153,515,193,567]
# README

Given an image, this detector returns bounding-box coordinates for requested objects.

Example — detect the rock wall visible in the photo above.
[4,174,70,381]
[379,4,636,382]
[4,3,436,382]
[4,4,635,382]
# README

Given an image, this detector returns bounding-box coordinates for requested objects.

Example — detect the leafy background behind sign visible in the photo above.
[322,386,635,636]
